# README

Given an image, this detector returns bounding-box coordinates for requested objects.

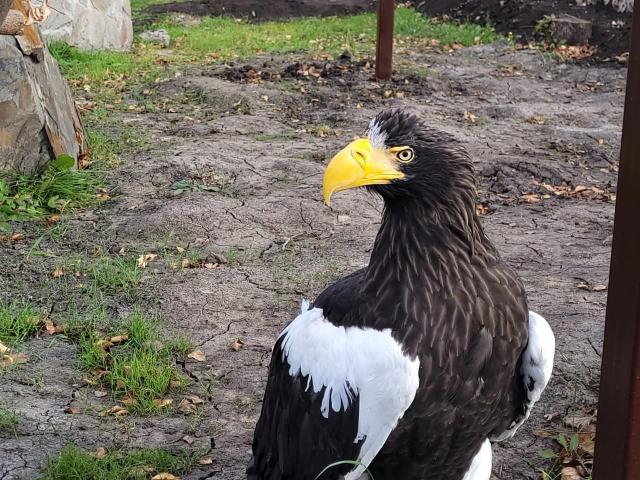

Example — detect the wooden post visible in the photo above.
[592,4,640,479]
[375,0,394,81]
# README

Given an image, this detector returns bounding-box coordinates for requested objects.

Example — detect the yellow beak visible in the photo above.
[322,138,404,205]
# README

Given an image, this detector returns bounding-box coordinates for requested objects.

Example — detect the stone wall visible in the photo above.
[40,0,133,51]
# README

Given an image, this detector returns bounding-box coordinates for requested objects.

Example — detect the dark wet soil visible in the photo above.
[415,0,631,59]
[148,0,376,21]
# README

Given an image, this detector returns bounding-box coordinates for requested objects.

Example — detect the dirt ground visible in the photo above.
[0,41,626,479]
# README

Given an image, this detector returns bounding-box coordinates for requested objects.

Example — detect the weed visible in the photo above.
[90,257,142,295]
[0,156,105,231]
[40,444,198,480]
[70,309,186,414]
[0,302,41,348]
[0,406,20,435]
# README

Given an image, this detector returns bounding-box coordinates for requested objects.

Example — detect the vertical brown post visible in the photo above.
[593,4,640,480]
[375,0,395,81]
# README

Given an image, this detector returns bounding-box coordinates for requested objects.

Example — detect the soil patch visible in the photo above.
[148,0,376,21]
[416,0,631,59]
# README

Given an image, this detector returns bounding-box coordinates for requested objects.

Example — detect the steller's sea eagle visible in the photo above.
[247,109,555,480]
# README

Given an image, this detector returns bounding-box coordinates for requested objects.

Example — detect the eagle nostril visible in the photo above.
[353,150,367,166]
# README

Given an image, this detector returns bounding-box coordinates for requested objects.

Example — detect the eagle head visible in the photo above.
[323,109,475,208]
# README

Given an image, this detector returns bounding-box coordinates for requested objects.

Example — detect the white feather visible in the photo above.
[280,302,420,479]
[462,440,492,480]
[366,118,388,149]
[492,310,555,441]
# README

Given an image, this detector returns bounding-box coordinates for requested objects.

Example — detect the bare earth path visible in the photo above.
[1,43,625,479]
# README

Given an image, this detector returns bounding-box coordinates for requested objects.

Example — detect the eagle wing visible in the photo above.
[491,310,555,442]
[249,276,420,480]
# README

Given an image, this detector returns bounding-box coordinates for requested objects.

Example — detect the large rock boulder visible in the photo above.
[0,28,85,173]
[40,0,133,51]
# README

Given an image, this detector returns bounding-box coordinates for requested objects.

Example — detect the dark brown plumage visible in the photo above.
[248,110,535,480]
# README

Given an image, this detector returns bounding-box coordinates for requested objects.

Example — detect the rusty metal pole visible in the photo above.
[375,0,395,81]
[593,4,640,480]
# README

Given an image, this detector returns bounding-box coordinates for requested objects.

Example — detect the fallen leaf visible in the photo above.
[528,115,546,125]
[185,395,204,405]
[64,406,81,414]
[100,405,129,417]
[116,379,126,390]
[152,474,180,480]
[176,246,186,254]
[198,457,214,465]
[1,352,29,368]
[92,447,107,459]
[110,334,129,344]
[560,466,582,480]
[187,349,206,362]
[43,319,64,335]
[463,110,478,123]
[120,395,137,406]
[178,399,197,415]
[94,390,109,398]
[52,267,65,278]
[138,254,158,268]
[0,342,9,354]
[92,368,108,378]
[181,434,194,444]
[153,398,173,408]
[564,415,594,430]
[231,339,245,352]
[181,258,194,269]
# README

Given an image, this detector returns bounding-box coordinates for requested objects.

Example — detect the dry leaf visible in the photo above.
[564,415,594,430]
[101,405,129,417]
[52,267,65,278]
[185,395,204,405]
[181,434,194,444]
[110,334,129,344]
[178,399,197,415]
[153,398,173,408]
[198,457,213,465]
[92,447,107,459]
[94,390,109,398]
[92,368,108,378]
[152,474,180,480]
[463,111,477,123]
[231,339,245,352]
[181,258,194,269]
[138,254,158,268]
[528,115,545,125]
[176,246,186,254]
[187,349,206,362]
[120,395,137,406]
[43,319,64,335]
[116,379,126,390]
[1,352,29,368]
[560,466,582,480]
[64,406,81,415]
[0,342,9,354]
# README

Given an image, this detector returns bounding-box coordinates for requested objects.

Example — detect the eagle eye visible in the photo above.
[396,148,415,163]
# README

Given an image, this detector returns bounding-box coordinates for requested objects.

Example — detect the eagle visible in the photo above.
[247,109,555,480]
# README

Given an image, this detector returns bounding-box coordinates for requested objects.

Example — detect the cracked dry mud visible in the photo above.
[0,43,625,479]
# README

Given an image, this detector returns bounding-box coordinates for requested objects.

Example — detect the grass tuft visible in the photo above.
[69,309,188,414]
[90,257,142,295]
[40,445,198,480]
[0,405,20,435]
[0,302,41,348]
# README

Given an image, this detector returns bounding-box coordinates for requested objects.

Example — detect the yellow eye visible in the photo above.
[396,148,414,163]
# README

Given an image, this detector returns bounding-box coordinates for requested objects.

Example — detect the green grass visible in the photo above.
[70,309,188,414]
[49,7,498,93]
[40,445,198,480]
[0,302,41,348]
[89,257,142,295]
[0,157,106,230]
[0,406,20,435]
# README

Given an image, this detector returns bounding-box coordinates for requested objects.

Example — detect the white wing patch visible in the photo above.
[462,440,492,480]
[492,310,555,441]
[280,301,420,479]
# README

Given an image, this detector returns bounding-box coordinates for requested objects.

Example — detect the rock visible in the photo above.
[0,31,86,173]
[545,14,592,45]
[139,29,170,48]
[40,0,133,51]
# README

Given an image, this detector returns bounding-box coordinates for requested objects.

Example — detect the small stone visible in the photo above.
[140,29,171,48]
